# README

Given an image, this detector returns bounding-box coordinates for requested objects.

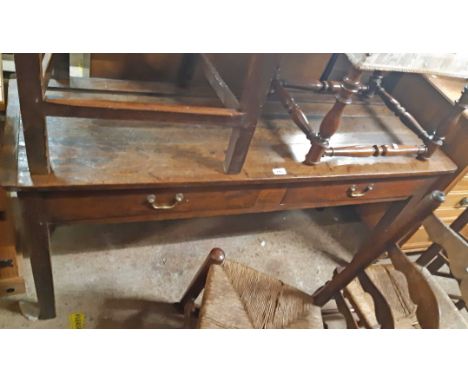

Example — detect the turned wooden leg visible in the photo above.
[177,248,225,312]
[313,190,445,306]
[224,54,279,174]
[305,67,363,165]
[177,54,199,88]
[14,54,51,175]
[20,192,55,319]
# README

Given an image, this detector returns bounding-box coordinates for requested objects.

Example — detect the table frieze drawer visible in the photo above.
[45,188,261,223]
[281,177,432,207]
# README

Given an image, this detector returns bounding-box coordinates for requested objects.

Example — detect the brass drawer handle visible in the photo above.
[456,197,468,208]
[146,193,184,210]
[348,184,374,198]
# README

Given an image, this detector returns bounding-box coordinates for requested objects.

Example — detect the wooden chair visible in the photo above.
[179,248,323,329]
[416,209,468,310]
[338,244,467,328]
[176,190,467,328]
[13,53,278,176]
[273,53,468,164]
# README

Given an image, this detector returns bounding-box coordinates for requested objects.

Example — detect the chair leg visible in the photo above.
[52,53,70,80]
[334,291,359,329]
[177,248,225,314]
[313,190,445,306]
[177,54,199,88]
[305,67,362,164]
[20,193,55,319]
[183,299,197,328]
[14,53,51,175]
[223,54,278,174]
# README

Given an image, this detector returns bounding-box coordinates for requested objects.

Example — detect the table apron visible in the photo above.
[18,176,436,225]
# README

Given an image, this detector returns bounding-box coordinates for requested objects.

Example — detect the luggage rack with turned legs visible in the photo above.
[272,54,468,165]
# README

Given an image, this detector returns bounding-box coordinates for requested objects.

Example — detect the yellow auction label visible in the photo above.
[69,313,85,329]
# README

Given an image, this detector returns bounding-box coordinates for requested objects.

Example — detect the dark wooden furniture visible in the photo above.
[180,248,323,328]
[178,191,467,328]
[0,54,4,112]
[273,54,468,165]
[399,76,468,252]
[14,53,278,175]
[416,210,468,310]
[404,173,467,251]
[342,248,468,328]
[356,73,468,253]
[0,66,26,298]
[0,189,25,297]
[0,75,458,319]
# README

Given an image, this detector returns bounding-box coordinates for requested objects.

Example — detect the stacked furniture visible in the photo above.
[401,75,468,252]
[0,54,466,322]
[274,53,468,164]
[13,53,278,175]
[178,190,467,329]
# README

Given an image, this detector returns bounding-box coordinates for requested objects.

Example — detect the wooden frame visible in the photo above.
[417,209,468,309]
[274,56,468,165]
[0,190,26,297]
[14,53,278,175]
[313,190,445,306]
[176,248,225,328]
[180,189,445,329]
[0,54,4,111]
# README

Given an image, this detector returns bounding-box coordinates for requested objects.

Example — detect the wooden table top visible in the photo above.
[0,80,457,191]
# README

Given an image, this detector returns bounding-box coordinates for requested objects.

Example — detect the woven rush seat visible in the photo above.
[198,260,323,329]
[345,263,468,329]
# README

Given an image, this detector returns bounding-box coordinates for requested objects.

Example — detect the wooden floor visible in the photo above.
[1,79,456,190]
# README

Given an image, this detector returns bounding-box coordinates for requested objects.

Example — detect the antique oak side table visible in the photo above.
[0,80,457,319]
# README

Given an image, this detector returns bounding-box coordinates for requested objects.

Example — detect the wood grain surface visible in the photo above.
[0,80,456,191]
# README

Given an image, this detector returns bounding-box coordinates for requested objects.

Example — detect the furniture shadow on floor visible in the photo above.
[48,208,364,259]
[95,298,184,329]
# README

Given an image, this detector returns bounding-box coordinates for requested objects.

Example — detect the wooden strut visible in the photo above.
[275,73,431,160]
[417,208,468,267]
[271,78,316,141]
[281,79,342,94]
[305,67,363,164]
[177,248,226,312]
[199,54,240,109]
[282,80,369,95]
[324,144,427,158]
[373,79,433,146]
[278,67,452,162]
[312,190,445,306]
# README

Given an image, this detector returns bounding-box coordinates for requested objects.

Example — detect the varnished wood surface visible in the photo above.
[42,176,433,225]
[0,55,4,111]
[427,75,468,106]
[0,80,456,191]
[0,190,25,297]
[357,73,468,247]
[89,54,333,94]
[393,74,468,251]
